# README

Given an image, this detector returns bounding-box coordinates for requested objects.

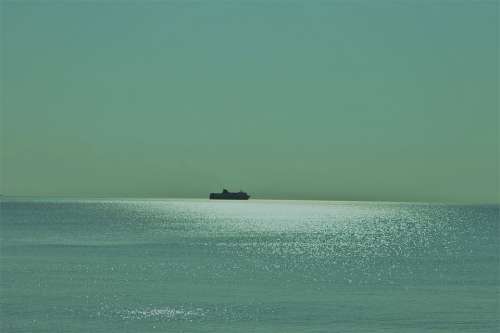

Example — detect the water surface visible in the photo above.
[1,198,498,332]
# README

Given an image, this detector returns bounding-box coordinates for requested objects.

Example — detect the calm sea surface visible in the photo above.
[1,198,498,332]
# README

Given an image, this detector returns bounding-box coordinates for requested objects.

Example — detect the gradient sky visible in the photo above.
[1,1,498,203]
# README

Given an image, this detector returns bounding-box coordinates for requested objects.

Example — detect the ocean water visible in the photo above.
[0,198,498,333]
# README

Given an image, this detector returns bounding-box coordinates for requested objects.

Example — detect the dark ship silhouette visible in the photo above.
[209,189,250,200]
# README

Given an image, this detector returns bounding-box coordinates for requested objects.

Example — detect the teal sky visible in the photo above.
[1,1,498,203]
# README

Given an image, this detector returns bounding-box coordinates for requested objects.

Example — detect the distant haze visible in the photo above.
[1,1,498,203]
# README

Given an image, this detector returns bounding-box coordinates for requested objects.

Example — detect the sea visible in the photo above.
[0,198,498,332]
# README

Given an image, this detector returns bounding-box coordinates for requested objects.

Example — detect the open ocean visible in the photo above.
[1,198,498,332]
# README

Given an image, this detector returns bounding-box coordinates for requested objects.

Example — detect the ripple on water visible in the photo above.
[118,306,207,321]
[113,303,279,323]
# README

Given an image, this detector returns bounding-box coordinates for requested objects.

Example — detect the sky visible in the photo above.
[0,1,498,203]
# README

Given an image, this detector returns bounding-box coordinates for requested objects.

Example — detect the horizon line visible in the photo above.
[1,195,498,206]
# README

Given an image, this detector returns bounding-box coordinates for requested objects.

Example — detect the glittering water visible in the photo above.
[1,198,498,332]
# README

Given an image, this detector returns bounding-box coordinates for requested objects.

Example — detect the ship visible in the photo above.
[209,189,250,200]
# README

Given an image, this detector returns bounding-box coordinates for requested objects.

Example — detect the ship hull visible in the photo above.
[209,193,250,200]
